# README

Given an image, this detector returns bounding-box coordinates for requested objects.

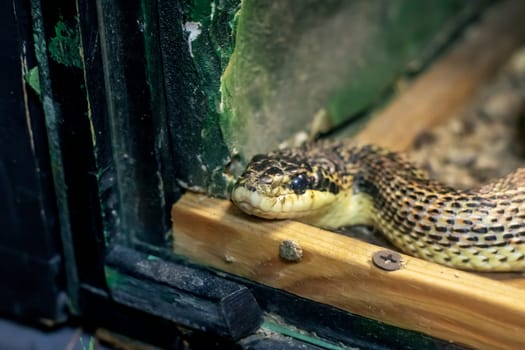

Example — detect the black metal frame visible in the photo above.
[1,0,67,323]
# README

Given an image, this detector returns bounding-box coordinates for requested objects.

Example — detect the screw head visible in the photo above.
[372,250,402,271]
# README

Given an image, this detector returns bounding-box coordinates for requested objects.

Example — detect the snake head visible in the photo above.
[231,146,345,219]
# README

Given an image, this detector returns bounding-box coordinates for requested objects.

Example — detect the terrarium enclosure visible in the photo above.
[3,0,525,349]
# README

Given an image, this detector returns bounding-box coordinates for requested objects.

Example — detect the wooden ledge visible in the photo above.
[172,192,525,350]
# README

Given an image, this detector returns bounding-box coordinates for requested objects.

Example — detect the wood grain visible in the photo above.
[172,193,525,350]
[353,0,525,151]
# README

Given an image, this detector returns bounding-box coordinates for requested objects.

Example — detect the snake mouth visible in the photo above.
[231,186,336,219]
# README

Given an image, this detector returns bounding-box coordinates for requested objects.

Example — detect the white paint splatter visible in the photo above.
[210,1,216,20]
[183,21,202,57]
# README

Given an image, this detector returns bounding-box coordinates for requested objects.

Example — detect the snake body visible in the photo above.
[231,140,525,271]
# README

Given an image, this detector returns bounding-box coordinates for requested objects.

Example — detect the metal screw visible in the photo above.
[372,250,402,271]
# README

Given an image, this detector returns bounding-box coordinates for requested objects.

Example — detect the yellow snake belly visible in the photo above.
[231,141,525,272]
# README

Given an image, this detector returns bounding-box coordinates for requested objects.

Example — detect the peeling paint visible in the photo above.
[183,21,202,57]
[210,1,216,20]
[48,17,81,68]
[24,66,41,97]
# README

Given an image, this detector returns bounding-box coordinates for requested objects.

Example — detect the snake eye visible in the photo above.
[290,173,309,194]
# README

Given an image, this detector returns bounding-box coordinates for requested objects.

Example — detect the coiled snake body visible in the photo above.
[231,141,525,272]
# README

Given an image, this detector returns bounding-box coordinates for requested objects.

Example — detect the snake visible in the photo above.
[231,140,525,272]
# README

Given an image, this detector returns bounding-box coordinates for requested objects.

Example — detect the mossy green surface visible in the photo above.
[24,66,41,97]
[48,17,81,68]
[220,0,466,162]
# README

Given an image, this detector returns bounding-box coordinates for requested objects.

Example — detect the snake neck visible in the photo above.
[301,144,438,228]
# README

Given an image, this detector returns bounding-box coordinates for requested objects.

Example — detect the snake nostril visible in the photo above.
[259,175,273,184]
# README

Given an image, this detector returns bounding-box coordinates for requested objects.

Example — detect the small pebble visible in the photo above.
[412,131,436,150]
[481,92,522,121]
[508,48,525,76]
[224,254,236,263]
[449,119,464,135]
[279,240,303,262]
[475,154,498,170]
[444,148,477,167]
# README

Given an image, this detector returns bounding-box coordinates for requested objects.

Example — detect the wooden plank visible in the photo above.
[172,193,525,350]
[353,0,525,151]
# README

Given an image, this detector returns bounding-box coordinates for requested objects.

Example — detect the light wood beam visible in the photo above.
[172,193,525,350]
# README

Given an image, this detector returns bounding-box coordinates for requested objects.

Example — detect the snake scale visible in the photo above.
[231,140,525,272]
